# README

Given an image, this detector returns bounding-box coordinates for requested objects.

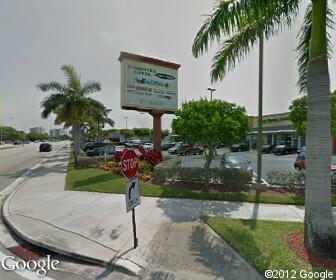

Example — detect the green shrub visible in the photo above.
[266,169,305,187]
[211,168,252,190]
[75,155,114,169]
[153,157,181,184]
[139,161,153,177]
[267,169,336,188]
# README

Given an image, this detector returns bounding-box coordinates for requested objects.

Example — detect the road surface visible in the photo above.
[0,142,67,192]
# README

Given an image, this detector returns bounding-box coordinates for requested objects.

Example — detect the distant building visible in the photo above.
[247,112,305,149]
[50,128,67,138]
[29,126,45,135]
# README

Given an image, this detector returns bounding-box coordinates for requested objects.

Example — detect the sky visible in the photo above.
[1,0,336,132]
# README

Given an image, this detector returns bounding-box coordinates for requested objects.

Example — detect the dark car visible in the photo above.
[13,140,22,145]
[273,145,297,155]
[179,145,203,156]
[161,142,176,151]
[262,144,276,154]
[220,154,253,175]
[83,142,107,152]
[86,146,115,157]
[230,143,250,152]
[39,143,52,152]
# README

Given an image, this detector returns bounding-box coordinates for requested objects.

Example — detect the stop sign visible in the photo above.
[121,149,140,179]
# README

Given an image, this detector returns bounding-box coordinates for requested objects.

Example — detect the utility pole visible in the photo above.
[207,88,216,101]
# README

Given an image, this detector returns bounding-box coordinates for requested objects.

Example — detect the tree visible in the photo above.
[172,99,248,189]
[289,91,336,137]
[192,0,336,257]
[37,65,104,163]
[85,109,114,141]
[162,129,170,139]
[26,132,45,142]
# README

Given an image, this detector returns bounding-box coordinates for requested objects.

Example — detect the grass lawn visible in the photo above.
[204,217,335,279]
[65,165,336,206]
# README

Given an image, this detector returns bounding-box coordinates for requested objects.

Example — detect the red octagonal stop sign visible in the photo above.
[121,149,140,179]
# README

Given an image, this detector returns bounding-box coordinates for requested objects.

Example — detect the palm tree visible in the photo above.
[85,109,115,141]
[37,65,104,163]
[192,0,336,257]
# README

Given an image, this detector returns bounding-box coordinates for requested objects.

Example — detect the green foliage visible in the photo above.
[192,0,299,82]
[0,126,25,141]
[120,129,135,139]
[173,99,249,149]
[75,155,113,169]
[133,128,151,138]
[289,91,336,136]
[267,169,336,187]
[266,169,305,187]
[26,132,45,141]
[139,160,153,175]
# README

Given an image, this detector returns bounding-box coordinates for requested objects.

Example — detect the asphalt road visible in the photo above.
[0,142,67,192]
[181,149,298,180]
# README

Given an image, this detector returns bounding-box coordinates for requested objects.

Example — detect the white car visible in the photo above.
[143,143,154,150]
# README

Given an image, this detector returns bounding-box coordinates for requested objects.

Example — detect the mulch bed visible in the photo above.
[7,244,48,261]
[287,232,336,271]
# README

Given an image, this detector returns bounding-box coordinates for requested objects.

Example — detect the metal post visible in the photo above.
[132,208,138,248]
[0,121,2,143]
[257,33,264,185]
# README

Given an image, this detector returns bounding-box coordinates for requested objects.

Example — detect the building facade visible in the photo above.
[50,128,67,138]
[29,126,45,135]
[247,112,305,149]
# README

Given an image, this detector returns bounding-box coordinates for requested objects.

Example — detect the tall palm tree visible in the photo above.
[37,65,104,163]
[192,0,336,257]
[85,108,114,141]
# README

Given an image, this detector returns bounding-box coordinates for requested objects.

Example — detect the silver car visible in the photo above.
[220,154,253,175]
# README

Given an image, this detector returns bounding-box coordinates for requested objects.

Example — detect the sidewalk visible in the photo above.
[2,146,317,279]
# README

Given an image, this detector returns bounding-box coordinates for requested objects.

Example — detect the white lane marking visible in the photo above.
[0,251,55,280]
[252,172,269,185]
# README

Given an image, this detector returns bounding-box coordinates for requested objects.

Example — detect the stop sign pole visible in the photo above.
[121,149,140,249]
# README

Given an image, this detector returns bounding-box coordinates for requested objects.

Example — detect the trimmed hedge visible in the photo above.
[267,169,336,188]
[154,157,251,189]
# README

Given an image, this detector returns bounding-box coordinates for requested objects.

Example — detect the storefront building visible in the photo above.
[247,112,305,149]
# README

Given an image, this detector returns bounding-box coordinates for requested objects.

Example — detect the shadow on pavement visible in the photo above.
[156,198,243,223]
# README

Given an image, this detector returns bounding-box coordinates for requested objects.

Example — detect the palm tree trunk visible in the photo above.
[304,0,336,258]
[74,121,81,164]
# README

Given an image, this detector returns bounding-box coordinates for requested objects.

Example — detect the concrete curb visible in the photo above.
[1,146,143,277]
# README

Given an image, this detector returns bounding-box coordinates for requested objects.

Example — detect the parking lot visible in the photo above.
[178,148,297,180]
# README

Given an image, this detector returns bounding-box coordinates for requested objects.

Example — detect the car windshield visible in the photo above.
[276,145,286,148]
[225,155,249,164]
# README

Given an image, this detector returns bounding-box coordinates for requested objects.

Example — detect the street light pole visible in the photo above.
[207,88,216,101]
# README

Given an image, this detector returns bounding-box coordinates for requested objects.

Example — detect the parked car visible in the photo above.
[273,145,297,155]
[39,143,52,152]
[13,140,22,145]
[220,154,253,175]
[297,146,306,154]
[230,143,249,152]
[168,142,183,154]
[143,143,154,150]
[179,145,203,156]
[83,142,107,152]
[262,144,276,154]
[161,142,176,151]
[86,146,115,157]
